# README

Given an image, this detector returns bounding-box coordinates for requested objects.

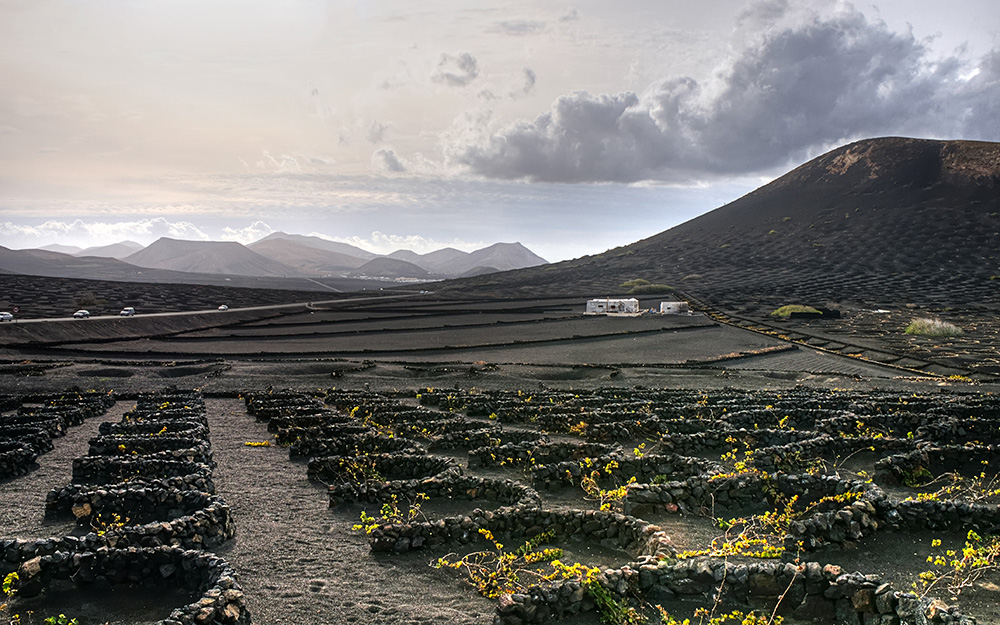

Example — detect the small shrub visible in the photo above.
[580,469,635,513]
[352,493,427,534]
[619,279,650,288]
[91,512,130,536]
[434,529,562,598]
[902,466,934,488]
[904,318,963,337]
[2,572,80,625]
[770,305,821,318]
[659,607,781,625]
[681,274,703,281]
[916,530,1000,597]
[627,284,675,295]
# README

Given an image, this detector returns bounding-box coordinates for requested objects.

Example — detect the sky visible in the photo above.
[1,0,998,261]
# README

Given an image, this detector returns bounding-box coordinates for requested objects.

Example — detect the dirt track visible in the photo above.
[208,397,494,625]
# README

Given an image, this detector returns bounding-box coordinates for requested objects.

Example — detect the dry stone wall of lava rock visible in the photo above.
[244,386,1000,624]
[1,389,249,625]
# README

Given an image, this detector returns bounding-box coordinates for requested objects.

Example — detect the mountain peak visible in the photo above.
[775,137,1000,192]
[125,237,303,277]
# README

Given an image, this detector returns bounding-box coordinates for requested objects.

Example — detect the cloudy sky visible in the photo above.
[1,0,997,261]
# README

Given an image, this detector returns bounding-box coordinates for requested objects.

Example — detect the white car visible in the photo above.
[73,310,90,319]
[119,307,136,316]
[217,305,229,311]
[0,312,13,322]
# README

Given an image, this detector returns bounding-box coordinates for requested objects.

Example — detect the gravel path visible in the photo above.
[207,398,494,625]
[0,401,128,539]
[1,397,494,624]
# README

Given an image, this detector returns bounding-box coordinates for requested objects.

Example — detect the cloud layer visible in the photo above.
[446,2,1000,183]
[0,218,212,248]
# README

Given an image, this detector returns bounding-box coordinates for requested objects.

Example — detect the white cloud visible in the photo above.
[559,9,579,23]
[366,120,391,144]
[372,147,407,173]
[256,150,302,173]
[0,217,211,249]
[493,20,546,36]
[445,1,1000,183]
[431,52,480,87]
[220,220,274,244]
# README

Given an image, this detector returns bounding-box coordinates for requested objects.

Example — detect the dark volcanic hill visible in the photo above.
[0,246,143,279]
[248,238,367,273]
[348,257,430,279]
[388,243,547,277]
[254,232,377,260]
[466,243,547,272]
[38,243,83,255]
[445,137,1000,307]
[125,237,303,277]
[388,247,469,274]
[77,240,144,259]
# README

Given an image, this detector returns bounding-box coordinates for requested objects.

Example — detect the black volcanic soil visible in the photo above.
[1,293,998,624]
[4,386,1000,625]
[3,294,994,390]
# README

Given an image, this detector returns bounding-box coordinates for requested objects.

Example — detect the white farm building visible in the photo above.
[585,298,640,315]
[659,301,691,314]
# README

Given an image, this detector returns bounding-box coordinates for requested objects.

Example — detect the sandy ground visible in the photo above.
[207,398,495,625]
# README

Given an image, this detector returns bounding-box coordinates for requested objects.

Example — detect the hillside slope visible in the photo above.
[443,137,1000,307]
[248,238,368,273]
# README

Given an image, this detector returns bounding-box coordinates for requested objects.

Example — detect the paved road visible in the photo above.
[1,291,426,324]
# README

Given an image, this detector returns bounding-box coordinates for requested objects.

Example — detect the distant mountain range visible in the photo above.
[79,241,144,259]
[246,232,547,278]
[1,233,548,285]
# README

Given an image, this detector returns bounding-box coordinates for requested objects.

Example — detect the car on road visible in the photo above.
[0,312,13,321]
[73,310,90,319]
[119,307,136,316]
[217,305,229,311]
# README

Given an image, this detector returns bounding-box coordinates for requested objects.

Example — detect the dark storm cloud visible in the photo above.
[447,2,1000,183]
[432,52,479,87]
[956,48,1000,136]
[372,147,406,173]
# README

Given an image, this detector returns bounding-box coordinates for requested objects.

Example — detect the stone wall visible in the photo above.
[3,388,250,624]
[1,544,249,624]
